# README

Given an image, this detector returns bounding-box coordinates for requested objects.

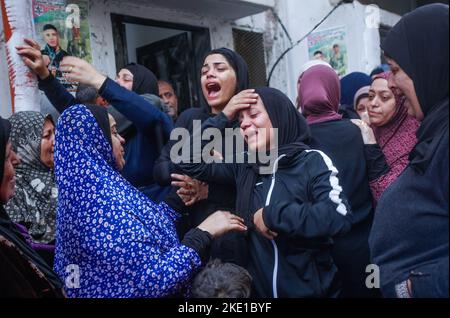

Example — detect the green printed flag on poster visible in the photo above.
[33,0,92,91]
[307,26,348,77]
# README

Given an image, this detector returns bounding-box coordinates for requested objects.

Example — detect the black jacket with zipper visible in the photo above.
[178,113,354,298]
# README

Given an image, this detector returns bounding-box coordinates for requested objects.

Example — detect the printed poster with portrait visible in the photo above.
[33,0,92,91]
[307,26,348,77]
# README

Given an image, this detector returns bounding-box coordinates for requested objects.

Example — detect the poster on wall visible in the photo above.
[32,0,92,91]
[307,26,348,77]
[1,0,40,113]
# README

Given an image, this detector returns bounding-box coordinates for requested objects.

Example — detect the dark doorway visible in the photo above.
[137,33,192,113]
[111,14,211,113]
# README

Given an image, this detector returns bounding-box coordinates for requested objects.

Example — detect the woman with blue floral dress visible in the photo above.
[53,104,246,298]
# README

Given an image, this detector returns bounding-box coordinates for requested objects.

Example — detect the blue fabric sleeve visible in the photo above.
[99,78,173,136]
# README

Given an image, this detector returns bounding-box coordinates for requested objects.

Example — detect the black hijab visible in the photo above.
[0,117,63,294]
[382,4,449,174]
[85,104,113,147]
[201,48,250,111]
[124,63,159,96]
[0,117,10,183]
[236,87,311,224]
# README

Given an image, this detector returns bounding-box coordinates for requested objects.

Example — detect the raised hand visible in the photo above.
[15,38,49,79]
[59,56,106,89]
[351,119,377,145]
[222,89,259,120]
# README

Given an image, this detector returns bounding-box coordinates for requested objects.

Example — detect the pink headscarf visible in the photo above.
[369,72,420,202]
[298,65,342,125]
[371,72,419,149]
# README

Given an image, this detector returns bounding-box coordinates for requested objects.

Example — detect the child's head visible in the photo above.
[191,259,252,298]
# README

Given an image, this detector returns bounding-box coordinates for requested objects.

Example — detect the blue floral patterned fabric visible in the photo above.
[53,105,201,298]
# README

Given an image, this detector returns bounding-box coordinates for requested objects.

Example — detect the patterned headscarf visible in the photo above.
[5,112,57,244]
[371,72,420,150]
[53,105,200,297]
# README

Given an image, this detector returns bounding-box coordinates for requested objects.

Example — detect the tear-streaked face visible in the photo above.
[239,98,274,153]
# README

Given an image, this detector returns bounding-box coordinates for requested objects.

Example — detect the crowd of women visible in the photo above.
[0,4,448,298]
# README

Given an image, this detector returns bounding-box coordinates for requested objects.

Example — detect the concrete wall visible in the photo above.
[0,6,12,118]
[279,0,400,103]
[0,0,402,115]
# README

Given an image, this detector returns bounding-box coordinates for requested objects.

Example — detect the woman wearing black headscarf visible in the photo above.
[178,87,353,297]
[369,4,449,298]
[153,48,250,265]
[0,117,64,297]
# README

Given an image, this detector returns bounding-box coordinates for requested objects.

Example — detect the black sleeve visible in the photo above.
[263,150,353,238]
[364,144,390,181]
[153,110,198,186]
[176,112,237,185]
[181,228,213,264]
[38,74,76,114]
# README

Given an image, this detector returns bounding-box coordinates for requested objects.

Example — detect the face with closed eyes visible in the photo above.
[356,96,371,125]
[201,54,237,114]
[386,57,423,121]
[108,114,126,171]
[0,141,20,204]
[239,98,274,153]
[40,118,55,168]
[115,69,134,92]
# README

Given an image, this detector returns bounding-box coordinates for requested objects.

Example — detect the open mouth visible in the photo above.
[244,130,258,143]
[206,82,222,99]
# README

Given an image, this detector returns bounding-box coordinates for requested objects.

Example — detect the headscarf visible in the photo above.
[123,63,159,96]
[0,117,63,295]
[4,112,57,244]
[382,4,449,174]
[200,48,250,111]
[85,104,112,146]
[368,73,420,202]
[340,72,373,106]
[298,64,343,124]
[371,72,420,157]
[53,105,197,297]
[0,117,10,183]
[298,60,332,79]
[236,88,311,224]
[354,86,370,110]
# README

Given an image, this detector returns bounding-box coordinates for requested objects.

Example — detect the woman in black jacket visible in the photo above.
[153,48,250,266]
[297,62,378,298]
[178,87,353,298]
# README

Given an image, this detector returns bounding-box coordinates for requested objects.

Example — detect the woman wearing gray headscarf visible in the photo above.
[5,112,57,245]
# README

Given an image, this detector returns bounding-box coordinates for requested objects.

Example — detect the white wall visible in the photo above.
[280,0,393,103]
[234,8,290,94]
[0,8,12,118]
[0,0,402,115]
